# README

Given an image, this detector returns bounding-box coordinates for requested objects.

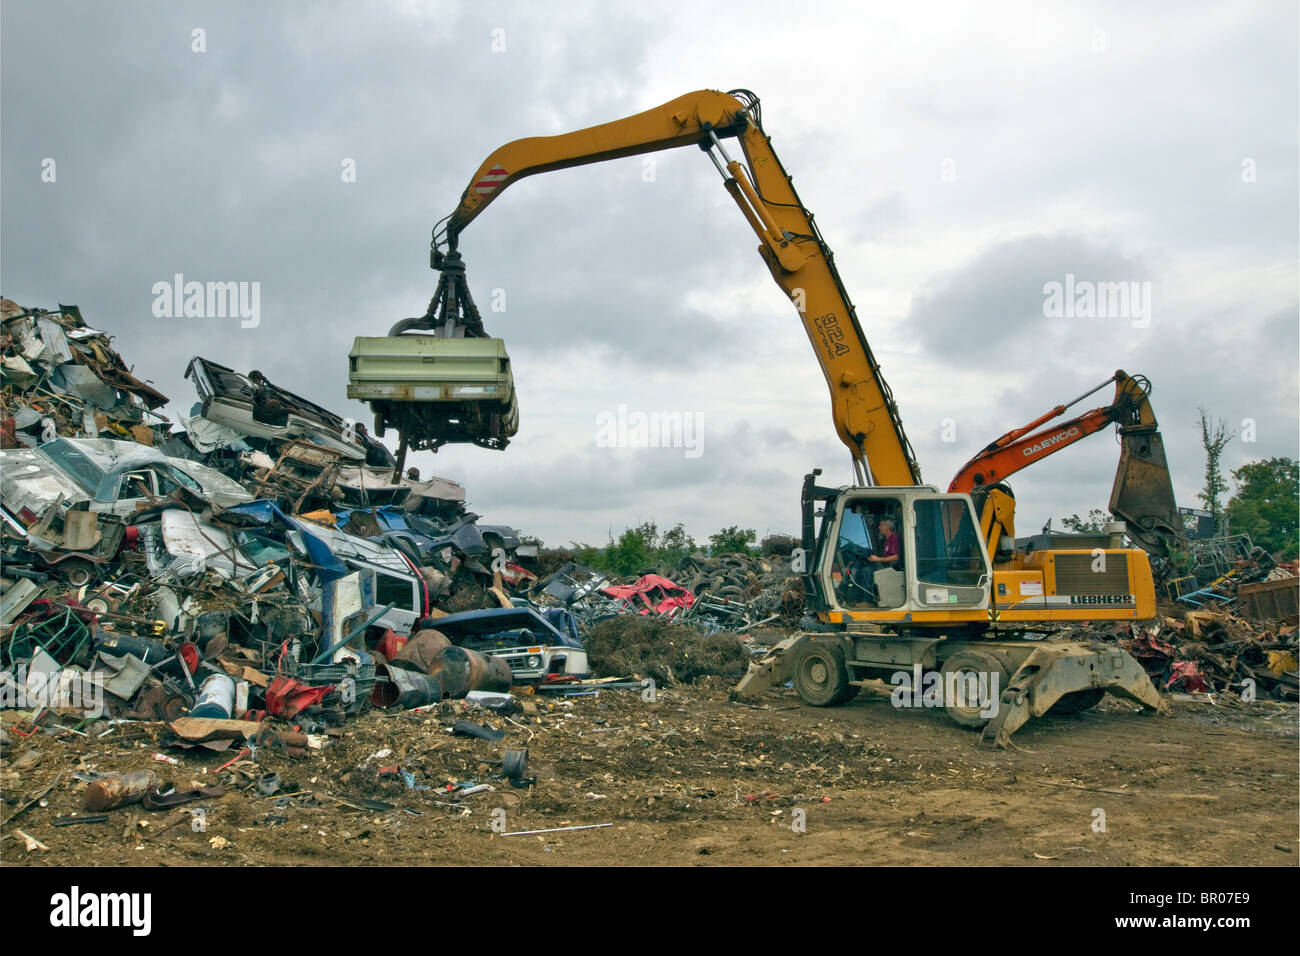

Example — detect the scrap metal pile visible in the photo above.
[526,551,803,638]
[1165,531,1293,614]
[2,300,767,775]
[1123,610,1298,701]
[1,299,169,449]
[1140,533,1300,699]
[0,300,581,752]
[1052,590,1299,703]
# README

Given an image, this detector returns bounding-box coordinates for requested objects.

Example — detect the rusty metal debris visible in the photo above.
[0,299,564,825]
[2,299,169,451]
[1120,610,1298,701]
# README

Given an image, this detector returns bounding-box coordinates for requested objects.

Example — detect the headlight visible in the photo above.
[527,656,541,669]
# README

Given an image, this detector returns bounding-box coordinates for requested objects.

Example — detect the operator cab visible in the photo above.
[808,480,991,617]
[832,498,906,608]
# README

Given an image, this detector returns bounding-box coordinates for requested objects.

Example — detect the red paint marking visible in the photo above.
[473,166,508,194]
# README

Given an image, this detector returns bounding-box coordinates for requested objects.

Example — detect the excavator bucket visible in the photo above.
[1110,425,1185,557]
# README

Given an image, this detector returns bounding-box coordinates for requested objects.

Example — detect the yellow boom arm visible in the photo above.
[434,89,922,487]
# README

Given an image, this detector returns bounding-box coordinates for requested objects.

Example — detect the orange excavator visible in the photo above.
[951,370,1186,564]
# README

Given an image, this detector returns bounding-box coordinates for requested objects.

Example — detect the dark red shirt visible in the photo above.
[880,531,899,560]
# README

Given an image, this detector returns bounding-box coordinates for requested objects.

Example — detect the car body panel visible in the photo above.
[0,438,254,518]
[431,606,588,682]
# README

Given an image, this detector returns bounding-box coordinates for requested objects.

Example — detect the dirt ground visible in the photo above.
[3,666,1296,867]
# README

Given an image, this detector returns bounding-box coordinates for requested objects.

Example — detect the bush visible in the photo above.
[583,615,749,685]
[582,521,699,576]
[708,525,756,556]
[760,533,797,556]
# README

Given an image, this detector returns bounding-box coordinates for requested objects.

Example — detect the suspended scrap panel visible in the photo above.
[347,334,519,452]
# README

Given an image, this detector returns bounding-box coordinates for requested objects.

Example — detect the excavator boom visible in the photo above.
[427,89,922,487]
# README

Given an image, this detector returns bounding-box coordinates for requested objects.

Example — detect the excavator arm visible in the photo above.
[949,371,1149,494]
[431,89,922,487]
[951,371,1185,558]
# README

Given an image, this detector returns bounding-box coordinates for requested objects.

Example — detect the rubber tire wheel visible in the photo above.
[61,559,95,588]
[792,639,851,707]
[938,650,1009,729]
[1048,688,1106,715]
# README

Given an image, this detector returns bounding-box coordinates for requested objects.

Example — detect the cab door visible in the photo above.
[909,494,991,610]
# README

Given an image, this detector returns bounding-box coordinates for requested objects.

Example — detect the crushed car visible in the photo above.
[0,437,254,520]
[432,605,588,683]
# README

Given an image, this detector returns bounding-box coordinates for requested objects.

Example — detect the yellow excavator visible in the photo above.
[351,89,1180,746]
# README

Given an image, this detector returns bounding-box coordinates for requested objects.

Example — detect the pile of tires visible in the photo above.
[664,552,767,600]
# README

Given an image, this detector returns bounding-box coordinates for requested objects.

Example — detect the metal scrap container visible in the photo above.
[1236,576,1299,620]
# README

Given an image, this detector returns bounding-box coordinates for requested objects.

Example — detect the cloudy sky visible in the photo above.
[3,0,1296,548]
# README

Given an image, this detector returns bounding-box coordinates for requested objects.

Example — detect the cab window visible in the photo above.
[913,498,984,587]
[831,499,904,608]
[117,470,158,500]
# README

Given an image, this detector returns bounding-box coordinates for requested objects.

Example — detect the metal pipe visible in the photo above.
[707,128,736,166]
[501,823,612,836]
[704,145,729,180]
[1063,373,1119,410]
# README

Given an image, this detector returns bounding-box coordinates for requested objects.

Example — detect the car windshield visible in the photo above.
[41,439,107,493]
[166,465,203,492]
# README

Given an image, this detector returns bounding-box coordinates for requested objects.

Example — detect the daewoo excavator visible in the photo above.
[349,88,1174,746]
[953,369,1187,567]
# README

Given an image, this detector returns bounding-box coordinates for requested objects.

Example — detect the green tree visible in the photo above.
[1060,509,1109,532]
[1225,457,1299,558]
[583,520,699,576]
[601,524,654,575]
[569,542,602,566]
[708,525,756,555]
[657,522,697,565]
[1196,409,1233,534]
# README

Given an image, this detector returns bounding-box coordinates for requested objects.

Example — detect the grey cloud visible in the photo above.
[903,233,1150,362]
[2,1,1295,549]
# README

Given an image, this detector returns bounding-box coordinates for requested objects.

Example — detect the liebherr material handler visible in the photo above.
[350,89,1180,746]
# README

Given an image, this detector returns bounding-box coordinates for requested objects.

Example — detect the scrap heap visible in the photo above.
[1,298,169,448]
[527,550,803,637]
[1052,587,1299,702]
[1,300,552,745]
[2,299,755,773]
